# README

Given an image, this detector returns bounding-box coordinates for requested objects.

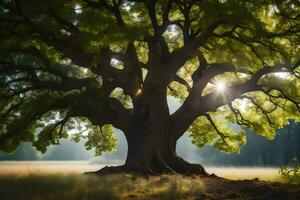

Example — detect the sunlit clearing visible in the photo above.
[274,72,290,78]
[215,81,226,92]
[0,162,283,183]
[206,167,280,182]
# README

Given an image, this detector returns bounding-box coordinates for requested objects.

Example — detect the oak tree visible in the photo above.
[0,0,299,175]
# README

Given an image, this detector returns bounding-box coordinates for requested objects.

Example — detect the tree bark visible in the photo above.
[95,84,208,176]
[97,124,208,176]
[123,129,208,176]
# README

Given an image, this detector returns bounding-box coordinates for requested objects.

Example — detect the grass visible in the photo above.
[0,173,206,200]
[0,161,283,181]
[0,161,298,200]
[0,161,99,176]
[207,166,283,182]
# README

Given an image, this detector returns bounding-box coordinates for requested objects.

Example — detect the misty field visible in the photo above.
[0,161,282,181]
[0,161,299,200]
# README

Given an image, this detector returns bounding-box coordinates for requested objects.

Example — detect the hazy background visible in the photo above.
[1,97,299,166]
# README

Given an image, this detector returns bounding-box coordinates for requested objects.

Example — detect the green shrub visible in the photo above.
[279,157,300,183]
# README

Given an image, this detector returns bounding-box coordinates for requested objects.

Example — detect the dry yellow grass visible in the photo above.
[206,166,281,182]
[0,161,100,176]
[0,161,282,182]
[0,162,298,200]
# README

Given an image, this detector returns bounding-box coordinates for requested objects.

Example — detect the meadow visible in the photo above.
[0,161,299,200]
[0,161,282,181]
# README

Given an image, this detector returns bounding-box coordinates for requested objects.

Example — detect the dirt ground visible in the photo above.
[0,173,299,200]
[197,176,300,200]
[0,162,299,199]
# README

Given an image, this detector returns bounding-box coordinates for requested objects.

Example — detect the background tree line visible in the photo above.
[1,122,299,166]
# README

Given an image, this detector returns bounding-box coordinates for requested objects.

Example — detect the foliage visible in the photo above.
[0,0,299,156]
[279,157,300,183]
[188,122,300,166]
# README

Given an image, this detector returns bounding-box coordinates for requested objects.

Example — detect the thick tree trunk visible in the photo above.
[123,129,208,176]
[96,77,208,176]
[97,102,207,176]
[97,126,208,176]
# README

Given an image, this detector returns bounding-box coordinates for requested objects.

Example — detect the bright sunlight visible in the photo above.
[215,81,226,92]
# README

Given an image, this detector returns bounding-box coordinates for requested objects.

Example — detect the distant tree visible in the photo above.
[0,142,37,160]
[193,122,300,166]
[0,0,299,175]
[42,139,94,160]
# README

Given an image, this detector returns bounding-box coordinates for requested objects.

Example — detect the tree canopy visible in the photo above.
[0,0,299,158]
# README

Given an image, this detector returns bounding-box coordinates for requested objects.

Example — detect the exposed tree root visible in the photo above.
[85,156,209,177]
[167,155,209,176]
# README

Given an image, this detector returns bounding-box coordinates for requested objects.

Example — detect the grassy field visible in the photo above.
[0,161,282,181]
[0,161,298,200]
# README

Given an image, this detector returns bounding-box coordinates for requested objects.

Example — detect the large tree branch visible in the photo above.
[69,96,133,132]
[174,0,193,44]
[212,24,300,65]
[162,0,174,26]
[82,0,125,25]
[144,0,159,32]
[200,63,297,113]
[0,49,95,94]
[0,91,132,150]
[260,87,300,112]
[173,75,191,92]
[171,62,299,139]
[204,113,229,146]
[93,47,142,98]
[165,20,223,76]
[9,0,93,67]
